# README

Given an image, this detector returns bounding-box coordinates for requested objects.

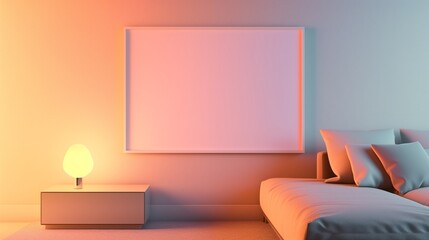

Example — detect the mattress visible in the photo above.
[260,178,429,240]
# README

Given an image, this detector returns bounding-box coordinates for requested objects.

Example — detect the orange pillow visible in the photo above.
[320,129,395,183]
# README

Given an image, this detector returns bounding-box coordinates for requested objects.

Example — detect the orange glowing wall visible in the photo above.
[0,0,314,221]
[1,0,428,221]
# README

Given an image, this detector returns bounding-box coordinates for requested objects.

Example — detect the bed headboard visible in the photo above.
[316,151,335,180]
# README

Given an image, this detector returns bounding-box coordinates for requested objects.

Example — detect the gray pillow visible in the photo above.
[345,144,393,190]
[400,129,429,148]
[371,142,429,194]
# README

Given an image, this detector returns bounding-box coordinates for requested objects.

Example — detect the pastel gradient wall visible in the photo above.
[1,0,429,221]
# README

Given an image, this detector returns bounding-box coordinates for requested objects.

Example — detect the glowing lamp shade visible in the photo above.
[63,144,93,189]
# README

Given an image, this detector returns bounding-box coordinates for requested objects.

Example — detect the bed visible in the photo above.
[260,151,429,240]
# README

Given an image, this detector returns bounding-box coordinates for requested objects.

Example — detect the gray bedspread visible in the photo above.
[260,178,429,240]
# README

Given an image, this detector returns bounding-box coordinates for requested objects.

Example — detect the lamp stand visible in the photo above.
[74,178,83,189]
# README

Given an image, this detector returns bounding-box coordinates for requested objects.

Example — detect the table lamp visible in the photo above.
[63,144,94,189]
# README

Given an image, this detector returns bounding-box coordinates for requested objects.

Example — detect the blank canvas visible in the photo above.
[125,27,304,153]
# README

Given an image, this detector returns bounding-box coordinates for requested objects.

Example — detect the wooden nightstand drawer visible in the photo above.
[41,185,150,229]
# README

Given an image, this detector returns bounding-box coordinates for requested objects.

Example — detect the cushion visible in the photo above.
[404,187,429,206]
[371,142,429,194]
[345,144,393,190]
[320,129,395,183]
[400,129,429,148]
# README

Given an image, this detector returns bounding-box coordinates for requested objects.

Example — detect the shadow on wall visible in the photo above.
[304,28,317,153]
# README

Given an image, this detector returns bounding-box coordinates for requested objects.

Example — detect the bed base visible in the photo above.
[262,212,284,240]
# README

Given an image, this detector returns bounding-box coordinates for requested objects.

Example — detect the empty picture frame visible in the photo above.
[125,27,304,153]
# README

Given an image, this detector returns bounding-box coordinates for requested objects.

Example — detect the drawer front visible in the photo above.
[41,192,145,224]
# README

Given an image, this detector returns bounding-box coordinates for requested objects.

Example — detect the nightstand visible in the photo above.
[41,184,150,229]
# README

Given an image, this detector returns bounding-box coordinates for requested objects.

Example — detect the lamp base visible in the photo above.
[74,178,83,189]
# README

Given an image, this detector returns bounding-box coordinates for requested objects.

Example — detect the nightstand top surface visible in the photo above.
[42,184,150,193]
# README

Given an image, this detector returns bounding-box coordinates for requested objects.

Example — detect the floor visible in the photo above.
[0,223,29,239]
[2,221,279,240]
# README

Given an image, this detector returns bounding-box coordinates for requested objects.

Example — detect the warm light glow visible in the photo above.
[63,144,93,178]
